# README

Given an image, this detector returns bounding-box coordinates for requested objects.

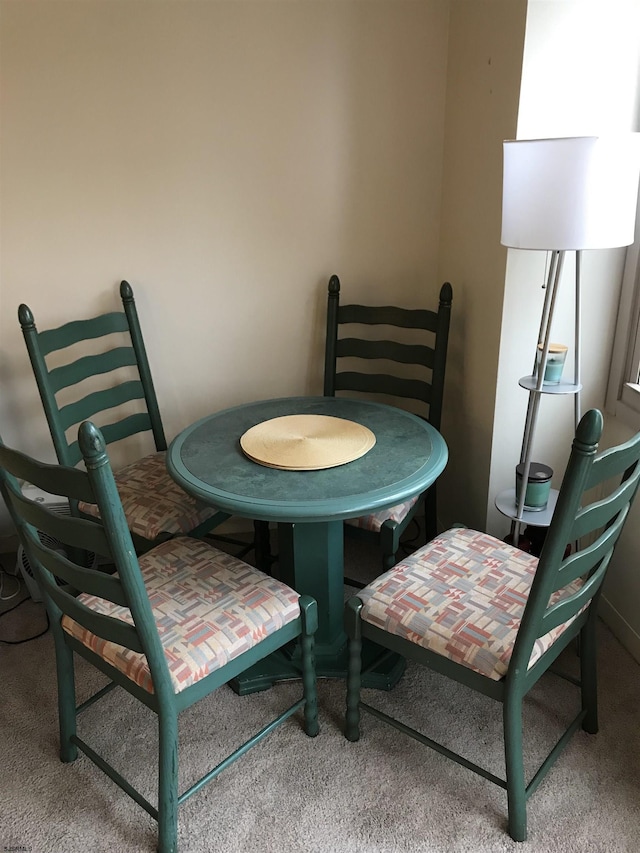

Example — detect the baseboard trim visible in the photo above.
[599,595,640,665]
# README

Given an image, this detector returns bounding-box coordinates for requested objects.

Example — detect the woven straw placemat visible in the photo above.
[240,414,376,470]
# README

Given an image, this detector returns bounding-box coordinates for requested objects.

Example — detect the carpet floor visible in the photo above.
[1,537,639,853]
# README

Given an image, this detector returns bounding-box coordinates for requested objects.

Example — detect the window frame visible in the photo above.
[606,192,640,430]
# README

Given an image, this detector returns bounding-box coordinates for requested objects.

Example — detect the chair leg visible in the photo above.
[424,484,438,542]
[299,596,319,737]
[157,706,179,853]
[345,598,363,742]
[379,522,400,572]
[54,633,78,763]
[254,520,273,574]
[580,617,599,735]
[503,690,527,842]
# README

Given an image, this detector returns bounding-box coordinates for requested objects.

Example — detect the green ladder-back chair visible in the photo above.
[325,275,452,579]
[345,409,640,841]
[0,422,318,853]
[19,280,260,555]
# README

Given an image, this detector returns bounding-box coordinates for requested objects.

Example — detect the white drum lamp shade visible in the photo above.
[501,135,640,251]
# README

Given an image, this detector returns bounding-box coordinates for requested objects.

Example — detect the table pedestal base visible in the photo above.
[228,519,405,694]
[230,639,405,695]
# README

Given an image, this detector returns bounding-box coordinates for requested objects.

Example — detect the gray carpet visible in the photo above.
[1,539,640,853]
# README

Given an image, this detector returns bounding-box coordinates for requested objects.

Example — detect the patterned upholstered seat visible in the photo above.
[78,451,219,542]
[61,536,301,693]
[357,527,584,680]
[345,496,419,534]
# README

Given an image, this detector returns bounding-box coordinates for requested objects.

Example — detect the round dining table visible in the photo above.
[167,396,448,693]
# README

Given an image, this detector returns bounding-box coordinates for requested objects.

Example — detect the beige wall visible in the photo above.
[0,0,451,538]
[4,1,638,662]
[437,0,527,531]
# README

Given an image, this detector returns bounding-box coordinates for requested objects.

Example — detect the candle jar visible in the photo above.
[515,462,553,511]
[536,343,568,385]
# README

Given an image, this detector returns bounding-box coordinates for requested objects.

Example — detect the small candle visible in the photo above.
[515,462,553,511]
[536,343,568,385]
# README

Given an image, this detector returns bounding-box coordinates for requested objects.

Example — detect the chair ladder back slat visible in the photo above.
[338,303,439,331]
[47,347,138,394]
[25,530,127,605]
[0,444,92,503]
[537,564,608,638]
[67,413,155,463]
[570,475,639,542]
[552,514,626,594]
[57,380,147,432]
[15,495,110,556]
[52,586,144,653]
[336,337,435,368]
[585,436,640,490]
[35,311,130,356]
[334,371,431,404]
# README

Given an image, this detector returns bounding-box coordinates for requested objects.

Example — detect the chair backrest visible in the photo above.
[0,422,173,699]
[323,275,452,428]
[19,280,166,468]
[512,408,640,674]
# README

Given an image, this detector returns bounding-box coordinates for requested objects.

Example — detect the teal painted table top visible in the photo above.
[167,396,448,693]
[168,396,448,524]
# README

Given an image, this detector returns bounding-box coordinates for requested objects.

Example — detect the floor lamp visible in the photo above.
[499,135,640,541]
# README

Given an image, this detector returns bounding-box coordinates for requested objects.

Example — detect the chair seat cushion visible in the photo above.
[78,451,220,541]
[61,537,301,694]
[345,495,420,532]
[357,527,584,680]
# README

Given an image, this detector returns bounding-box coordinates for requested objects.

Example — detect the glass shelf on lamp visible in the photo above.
[495,487,559,528]
[518,376,582,394]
